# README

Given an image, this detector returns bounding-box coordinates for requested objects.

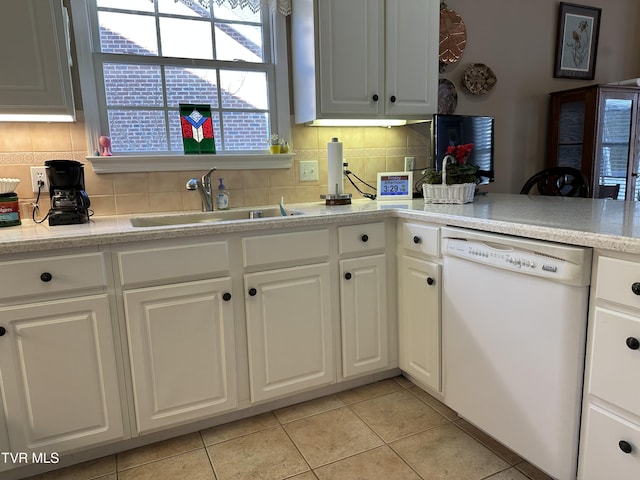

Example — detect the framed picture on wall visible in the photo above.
[553,3,601,80]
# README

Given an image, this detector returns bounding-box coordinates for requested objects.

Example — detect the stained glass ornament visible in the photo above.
[180,104,216,154]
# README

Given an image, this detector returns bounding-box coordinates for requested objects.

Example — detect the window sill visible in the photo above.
[86,153,295,174]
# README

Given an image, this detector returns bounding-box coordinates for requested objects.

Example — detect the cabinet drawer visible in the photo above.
[595,256,640,308]
[242,229,330,268]
[118,241,229,287]
[338,222,386,255]
[401,222,439,257]
[579,405,640,480]
[588,307,640,415]
[0,252,106,300]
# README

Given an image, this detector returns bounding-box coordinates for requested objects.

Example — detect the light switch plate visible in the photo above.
[299,160,318,181]
[404,156,415,172]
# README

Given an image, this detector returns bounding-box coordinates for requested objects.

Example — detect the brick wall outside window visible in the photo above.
[99,16,269,153]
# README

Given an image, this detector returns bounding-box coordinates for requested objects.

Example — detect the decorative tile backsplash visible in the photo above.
[0,115,431,217]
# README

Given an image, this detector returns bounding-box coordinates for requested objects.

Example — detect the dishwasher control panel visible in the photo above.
[440,226,592,287]
[445,238,568,280]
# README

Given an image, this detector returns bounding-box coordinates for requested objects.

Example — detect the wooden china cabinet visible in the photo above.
[546,84,640,200]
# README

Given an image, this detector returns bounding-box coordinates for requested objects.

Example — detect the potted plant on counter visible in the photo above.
[422,143,478,204]
[268,134,281,154]
[268,134,289,154]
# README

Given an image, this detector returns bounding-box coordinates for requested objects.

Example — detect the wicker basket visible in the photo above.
[422,156,476,204]
[423,182,475,204]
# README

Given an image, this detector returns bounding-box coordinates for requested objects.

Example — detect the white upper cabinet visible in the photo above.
[384,0,439,116]
[0,0,75,119]
[317,0,383,117]
[291,0,439,123]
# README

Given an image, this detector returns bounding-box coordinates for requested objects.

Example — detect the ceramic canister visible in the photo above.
[0,192,21,227]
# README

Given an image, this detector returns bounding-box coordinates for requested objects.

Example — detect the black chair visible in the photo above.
[520,167,590,197]
[598,184,620,199]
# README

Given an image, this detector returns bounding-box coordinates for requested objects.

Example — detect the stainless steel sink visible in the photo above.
[130,207,304,227]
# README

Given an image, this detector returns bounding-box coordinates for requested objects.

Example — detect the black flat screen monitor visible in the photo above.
[433,114,495,185]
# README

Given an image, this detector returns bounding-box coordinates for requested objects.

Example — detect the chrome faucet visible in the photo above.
[186,167,217,211]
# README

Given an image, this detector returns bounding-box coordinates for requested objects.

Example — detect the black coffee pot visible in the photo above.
[45,160,91,226]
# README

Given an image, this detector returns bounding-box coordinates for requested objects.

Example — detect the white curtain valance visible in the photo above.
[216,0,291,15]
[184,0,292,15]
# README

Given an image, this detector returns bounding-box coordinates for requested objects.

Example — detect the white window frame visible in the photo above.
[69,0,292,173]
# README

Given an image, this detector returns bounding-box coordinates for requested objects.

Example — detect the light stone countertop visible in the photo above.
[2,193,640,254]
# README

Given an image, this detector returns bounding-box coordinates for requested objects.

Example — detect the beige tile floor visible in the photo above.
[23,377,554,480]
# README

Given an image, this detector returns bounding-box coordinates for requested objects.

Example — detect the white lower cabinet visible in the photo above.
[244,263,334,403]
[397,221,441,392]
[339,255,388,378]
[398,255,441,391]
[588,307,640,414]
[579,405,640,479]
[0,219,416,475]
[337,222,392,379]
[0,394,9,473]
[579,252,640,478]
[0,296,125,455]
[123,278,237,434]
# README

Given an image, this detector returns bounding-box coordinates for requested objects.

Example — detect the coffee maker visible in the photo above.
[45,160,91,226]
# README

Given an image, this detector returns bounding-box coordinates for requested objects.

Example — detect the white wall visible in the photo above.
[442,0,640,193]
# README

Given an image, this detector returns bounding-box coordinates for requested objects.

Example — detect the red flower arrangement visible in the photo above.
[423,143,478,185]
[446,143,473,163]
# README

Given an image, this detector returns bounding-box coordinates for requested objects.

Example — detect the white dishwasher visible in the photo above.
[441,227,592,480]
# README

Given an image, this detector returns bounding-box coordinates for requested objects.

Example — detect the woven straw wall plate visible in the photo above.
[438,79,458,114]
[462,63,497,95]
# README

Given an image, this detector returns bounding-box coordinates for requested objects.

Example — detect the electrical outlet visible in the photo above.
[30,166,49,193]
[299,160,319,181]
[404,156,415,172]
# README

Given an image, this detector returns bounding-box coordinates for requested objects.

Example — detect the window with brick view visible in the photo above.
[79,0,279,155]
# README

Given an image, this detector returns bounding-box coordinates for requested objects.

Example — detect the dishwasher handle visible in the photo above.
[476,241,514,252]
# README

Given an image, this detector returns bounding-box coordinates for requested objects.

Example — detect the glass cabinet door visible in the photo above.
[548,86,640,200]
[557,100,586,170]
[597,94,636,200]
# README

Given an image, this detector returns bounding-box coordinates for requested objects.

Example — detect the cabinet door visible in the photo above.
[0,397,8,472]
[595,92,640,201]
[124,279,237,433]
[547,90,592,174]
[0,0,74,118]
[547,86,640,200]
[385,0,439,115]
[317,0,383,115]
[244,263,334,402]
[0,296,125,454]
[340,255,389,378]
[587,307,640,416]
[398,256,441,391]
[579,405,640,480]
